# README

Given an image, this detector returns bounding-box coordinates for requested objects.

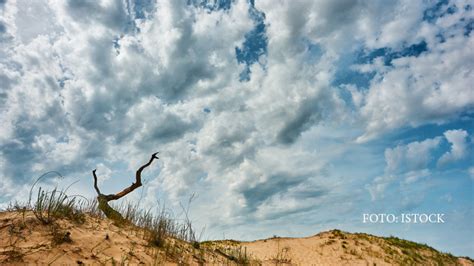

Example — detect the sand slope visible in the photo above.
[1,211,472,265]
[239,230,473,265]
[0,211,228,265]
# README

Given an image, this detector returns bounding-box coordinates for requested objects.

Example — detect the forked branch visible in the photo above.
[92,152,159,223]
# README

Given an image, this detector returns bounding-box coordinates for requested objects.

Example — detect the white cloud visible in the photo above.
[385,137,441,173]
[438,129,469,165]
[468,167,474,179]
[402,169,430,184]
[367,136,441,200]
[356,34,474,142]
[366,174,396,201]
[367,126,472,200]
[256,0,473,145]
[95,163,112,184]
[355,1,474,142]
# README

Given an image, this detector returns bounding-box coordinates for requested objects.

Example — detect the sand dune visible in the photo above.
[1,211,471,265]
[239,231,473,265]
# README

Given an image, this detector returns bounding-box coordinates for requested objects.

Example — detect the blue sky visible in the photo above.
[0,0,473,257]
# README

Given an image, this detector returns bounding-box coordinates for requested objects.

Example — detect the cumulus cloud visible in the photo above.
[438,129,469,165]
[367,127,472,200]
[353,0,474,142]
[1,0,343,214]
[385,137,441,173]
[367,136,441,200]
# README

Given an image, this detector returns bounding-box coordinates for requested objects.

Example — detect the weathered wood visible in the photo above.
[92,152,159,224]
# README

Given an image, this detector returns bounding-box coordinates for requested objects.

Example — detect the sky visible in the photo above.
[0,0,473,257]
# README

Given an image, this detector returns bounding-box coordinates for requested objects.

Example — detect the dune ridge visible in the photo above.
[1,211,472,265]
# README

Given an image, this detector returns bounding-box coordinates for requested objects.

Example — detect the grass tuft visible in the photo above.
[10,179,202,261]
[32,187,85,225]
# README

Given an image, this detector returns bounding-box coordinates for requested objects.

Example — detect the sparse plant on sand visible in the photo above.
[32,187,85,224]
[51,226,72,246]
[215,245,253,265]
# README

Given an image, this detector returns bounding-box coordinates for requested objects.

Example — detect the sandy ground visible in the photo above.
[240,231,473,265]
[1,211,164,264]
[1,211,472,265]
[0,211,228,265]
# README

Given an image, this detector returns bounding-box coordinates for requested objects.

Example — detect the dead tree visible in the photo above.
[92,152,159,224]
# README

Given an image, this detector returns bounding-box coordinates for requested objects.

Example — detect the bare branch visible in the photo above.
[92,169,101,195]
[92,152,159,223]
[94,152,159,201]
[111,152,159,200]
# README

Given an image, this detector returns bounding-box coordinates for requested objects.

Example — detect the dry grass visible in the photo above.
[1,183,247,264]
[7,182,202,250]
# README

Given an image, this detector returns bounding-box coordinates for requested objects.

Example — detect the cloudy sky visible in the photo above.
[1,0,473,257]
